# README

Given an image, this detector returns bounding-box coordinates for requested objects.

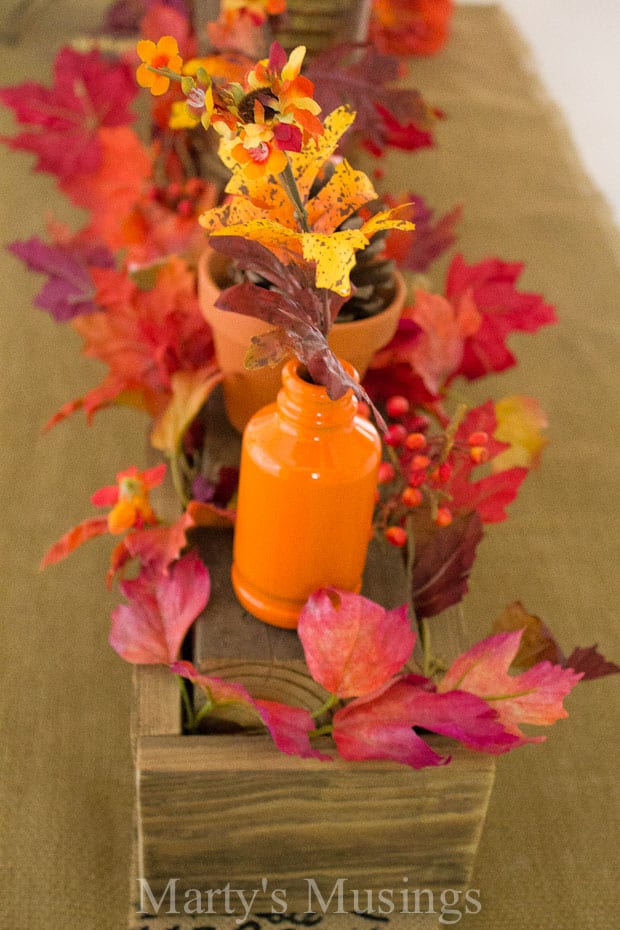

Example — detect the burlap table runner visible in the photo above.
[1,3,618,928]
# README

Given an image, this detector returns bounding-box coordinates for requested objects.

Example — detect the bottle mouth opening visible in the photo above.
[285,358,359,393]
[296,365,315,385]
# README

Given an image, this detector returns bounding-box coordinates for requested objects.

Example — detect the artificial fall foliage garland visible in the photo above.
[2,0,618,769]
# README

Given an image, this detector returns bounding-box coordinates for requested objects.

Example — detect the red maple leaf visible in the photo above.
[0,47,137,179]
[446,402,528,522]
[446,255,558,380]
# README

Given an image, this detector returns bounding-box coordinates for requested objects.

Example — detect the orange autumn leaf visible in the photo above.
[59,127,152,250]
[150,367,223,453]
[406,288,481,395]
[40,517,109,568]
[186,499,236,529]
[370,0,454,57]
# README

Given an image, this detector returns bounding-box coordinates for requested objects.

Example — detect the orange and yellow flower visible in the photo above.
[136,36,183,96]
[91,464,166,534]
[231,137,288,179]
[200,106,415,294]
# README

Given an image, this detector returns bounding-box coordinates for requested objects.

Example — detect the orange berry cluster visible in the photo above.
[376,396,490,548]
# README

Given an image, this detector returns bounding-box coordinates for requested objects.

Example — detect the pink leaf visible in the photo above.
[40,516,109,568]
[109,551,210,664]
[172,662,330,761]
[256,700,332,761]
[406,289,481,395]
[298,588,415,698]
[171,660,260,706]
[400,685,519,754]
[122,509,196,575]
[333,678,449,768]
[334,675,517,767]
[438,631,583,744]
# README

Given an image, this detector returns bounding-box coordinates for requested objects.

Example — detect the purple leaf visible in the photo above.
[8,236,113,321]
[306,44,436,154]
[410,510,484,619]
[565,645,620,681]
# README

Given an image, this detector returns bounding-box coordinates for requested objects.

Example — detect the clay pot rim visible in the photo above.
[197,247,406,339]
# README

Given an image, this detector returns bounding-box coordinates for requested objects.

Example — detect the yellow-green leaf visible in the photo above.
[291,105,357,200]
[493,395,548,471]
[301,229,368,295]
[244,329,291,370]
[150,367,222,453]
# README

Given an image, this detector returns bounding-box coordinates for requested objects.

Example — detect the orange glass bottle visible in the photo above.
[232,359,381,629]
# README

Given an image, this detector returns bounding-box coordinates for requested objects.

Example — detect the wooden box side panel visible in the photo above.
[135,733,496,911]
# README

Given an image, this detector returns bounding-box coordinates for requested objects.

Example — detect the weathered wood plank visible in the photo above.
[135,732,495,910]
[131,665,181,743]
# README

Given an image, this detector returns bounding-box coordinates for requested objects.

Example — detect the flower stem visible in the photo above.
[310,724,333,738]
[170,451,189,507]
[177,676,196,732]
[193,697,215,728]
[312,693,339,720]
[419,618,432,678]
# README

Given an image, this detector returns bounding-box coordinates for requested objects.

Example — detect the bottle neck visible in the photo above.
[277,360,359,430]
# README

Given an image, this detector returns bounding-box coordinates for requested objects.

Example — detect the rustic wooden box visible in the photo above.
[132,530,496,915]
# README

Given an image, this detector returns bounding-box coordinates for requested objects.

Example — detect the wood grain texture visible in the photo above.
[132,665,181,741]
[136,732,495,910]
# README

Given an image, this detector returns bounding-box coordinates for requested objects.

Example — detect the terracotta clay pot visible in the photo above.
[231,358,381,629]
[197,249,406,432]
